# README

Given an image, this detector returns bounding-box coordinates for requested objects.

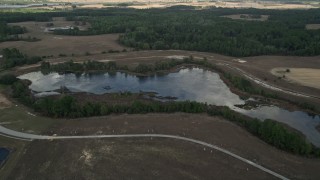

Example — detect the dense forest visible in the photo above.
[0,48,42,69]
[1,8,320,56]
[55,8,320,57]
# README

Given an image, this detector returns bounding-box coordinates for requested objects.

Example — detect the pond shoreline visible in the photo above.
[17,67,320,147]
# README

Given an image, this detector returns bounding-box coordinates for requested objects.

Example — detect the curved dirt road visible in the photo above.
[0,125,289,180]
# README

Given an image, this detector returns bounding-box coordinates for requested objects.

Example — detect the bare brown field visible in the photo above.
[222,14,269,21]
[8,138,277,180]
[18,113,320,179]
[0,18,126,57]
[271,68,320,90]
[306,24,320,30]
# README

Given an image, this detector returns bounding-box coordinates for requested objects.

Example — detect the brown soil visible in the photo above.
[0,92,12,109]
[8,138,277,180]
[238,55,320,99]
[0,18,126,57]
[32,113,320,180]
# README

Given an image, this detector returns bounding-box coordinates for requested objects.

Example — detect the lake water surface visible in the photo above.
[19,68,320,147]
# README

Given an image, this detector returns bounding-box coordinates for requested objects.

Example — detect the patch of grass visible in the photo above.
[0,106,56,133]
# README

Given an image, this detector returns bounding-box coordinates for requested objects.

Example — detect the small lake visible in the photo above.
[0,148,9,166]
[19,68,320,147]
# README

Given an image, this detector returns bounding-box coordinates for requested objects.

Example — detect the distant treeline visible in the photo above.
[0,48,42,69]
[41,56,214,74]
[40,60,128,74]
[0,21,27,42]
[9,79,320,157]
[1,8,320,56]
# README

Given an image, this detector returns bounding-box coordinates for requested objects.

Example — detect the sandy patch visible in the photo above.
[306,24,320,30]
[233,59,247,63]
[0,93,12,109]
[271,68,320,89]
[79,149,93,166]
[166,55,187,60]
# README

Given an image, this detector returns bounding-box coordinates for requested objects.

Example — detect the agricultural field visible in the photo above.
[0,17,125,57]
[271,68,320,90]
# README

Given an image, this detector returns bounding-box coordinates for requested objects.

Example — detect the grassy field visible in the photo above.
[0,106,56,134]
[271,68,320,90]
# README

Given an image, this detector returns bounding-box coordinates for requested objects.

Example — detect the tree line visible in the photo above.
[40,60,128,74]
[0,48,42,69]
[0,21,27,42]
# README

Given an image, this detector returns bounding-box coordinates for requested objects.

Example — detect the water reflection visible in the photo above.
[18,68,320,147]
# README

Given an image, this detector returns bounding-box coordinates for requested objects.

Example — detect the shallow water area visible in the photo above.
[0,148,10,166]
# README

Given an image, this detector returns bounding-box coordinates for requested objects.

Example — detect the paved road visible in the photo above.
[0,125,289,180]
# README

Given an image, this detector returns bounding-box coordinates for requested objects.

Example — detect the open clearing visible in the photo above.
[2,113,319,179]
[222,14,269,21]
[0,18,126,57]
[8,139,277,180]
[306,24,320,30]
[271,68,320,90]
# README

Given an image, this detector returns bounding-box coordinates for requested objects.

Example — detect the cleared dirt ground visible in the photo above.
[306,24,320,30]
[11,113,316,180]
[0,18,126,57]
[0,93,11,109]
[271,68,320,90]
[8,139,278,180]
[239,55,320,98]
